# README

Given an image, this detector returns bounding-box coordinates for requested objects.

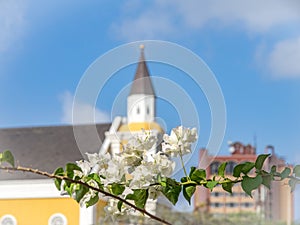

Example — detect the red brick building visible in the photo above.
[194,142,294,224]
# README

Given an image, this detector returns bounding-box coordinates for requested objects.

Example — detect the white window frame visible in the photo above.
[48,213,67,225]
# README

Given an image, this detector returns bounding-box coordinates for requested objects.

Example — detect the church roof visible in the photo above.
[129,46,155,96]
[0,123,111,180]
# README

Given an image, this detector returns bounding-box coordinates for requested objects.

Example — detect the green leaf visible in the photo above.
[190,168,206,182]
[293,165,300,177]
[157,173,162,183]
[53,167,64,191]
[271,165,277,174]
[65,163,82,178]
[280,167,291,180]
[160,178,181,205]
[233,162,255,177]
[255,154,270,170]
[54,167,64,175]
[222,179,234,194]
[241,175,262,197]
[218,162,227,178]
[87,173,102,188]
[189,167,196,176]
[75,185,89,203]
[64,183,75,196]
[288,179,298,192]
[126,189,149,209]
[241,162,255,175]
[180,176,188,183]
[111,183,125,196]
[183,184,196,205]
[117,201,123,212]
[206,180,218,191]
[262,174,272,189]
[0,150,15,167]
[54,179,62,191]
[233,164,244,177]
[86,194,99,207]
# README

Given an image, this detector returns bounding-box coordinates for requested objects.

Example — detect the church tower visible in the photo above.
[100,45,163,156]
[127,45,155,124]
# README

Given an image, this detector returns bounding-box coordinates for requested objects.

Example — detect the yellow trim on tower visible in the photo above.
[118,122,163,132]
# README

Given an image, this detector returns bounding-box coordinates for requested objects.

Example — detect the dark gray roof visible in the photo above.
[129,48,155,96]
[0,123,111,180]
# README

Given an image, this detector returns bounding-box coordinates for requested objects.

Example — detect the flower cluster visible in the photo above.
[68,126,197,220]
[162,126,197,157]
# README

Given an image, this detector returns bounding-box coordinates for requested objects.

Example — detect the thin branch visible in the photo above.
[286,175,300,182]
[0,166,172,225]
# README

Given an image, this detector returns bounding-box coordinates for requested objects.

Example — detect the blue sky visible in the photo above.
[1,0,300,219]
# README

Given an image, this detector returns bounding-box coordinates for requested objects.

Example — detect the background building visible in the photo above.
[194,142,294,224]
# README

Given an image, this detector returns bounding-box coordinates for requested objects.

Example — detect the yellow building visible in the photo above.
[0,124,110,225]
[0,46,163,225]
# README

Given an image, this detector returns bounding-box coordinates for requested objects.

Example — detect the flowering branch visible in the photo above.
[1,126,300,225]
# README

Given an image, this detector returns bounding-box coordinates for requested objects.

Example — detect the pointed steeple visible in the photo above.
[129,45,155,96]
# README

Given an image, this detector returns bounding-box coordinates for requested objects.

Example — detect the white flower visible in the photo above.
[120,131,157,166]
[129,163,155,189]
[152,153,175,177]
[120,151,142,166]
[101,156,127,187]
[103,199,123,222]
[76,160,91,176]
[126,131,157,153]
[148,185,162,200]
[86,153,100,166]
[162,126,198,157]
[86,152,111,168]
[103,198,134,222]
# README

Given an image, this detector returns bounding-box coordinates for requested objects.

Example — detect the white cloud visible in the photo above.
[113,1,300,80]
[0,0,27,53]
[267,37,300,78]
[175,0,300,32]
[60,91,111,124]
[111,11,175,41]
[112,0,300,40]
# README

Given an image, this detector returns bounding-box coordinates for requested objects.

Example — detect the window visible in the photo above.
[226,202,238,208]
[210,161,220,174]
[137,107,140,114]
[210,202,223,208]
[0,215,17,225]
[243,202,253,208]
[241,192,250,197]
[226,161,237,174]
[229,192,239,197]
[211,192,223,197]
[48,213,67,225]
[147,106,150,114]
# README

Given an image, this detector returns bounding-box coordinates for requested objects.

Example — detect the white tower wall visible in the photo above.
[127,94,155,123]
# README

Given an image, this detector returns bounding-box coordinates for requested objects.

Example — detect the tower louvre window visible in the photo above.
[137,107,140,114]
[147,106,149,114]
